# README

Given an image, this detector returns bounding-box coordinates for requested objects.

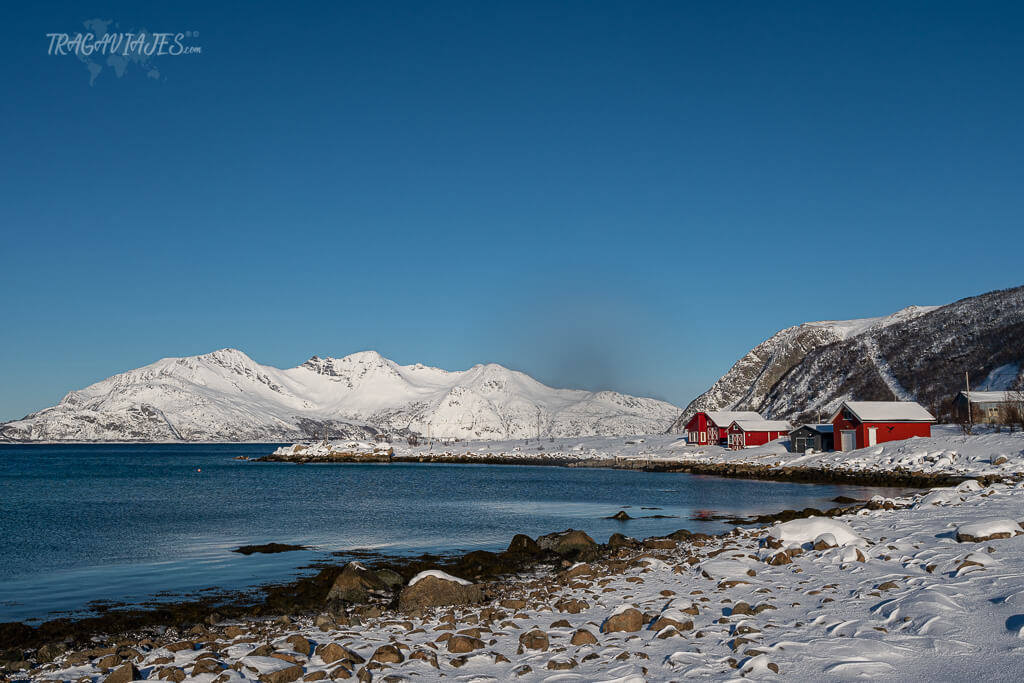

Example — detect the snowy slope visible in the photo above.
[0,349,680,442]
[670,285,1024,429]
[668,305,938,431]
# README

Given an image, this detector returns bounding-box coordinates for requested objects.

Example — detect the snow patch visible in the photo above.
[407,570,473,587]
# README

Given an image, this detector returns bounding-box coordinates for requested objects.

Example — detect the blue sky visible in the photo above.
[1,1,1023,421]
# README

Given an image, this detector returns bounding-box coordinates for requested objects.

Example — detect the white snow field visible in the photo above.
[343,425,1024,480]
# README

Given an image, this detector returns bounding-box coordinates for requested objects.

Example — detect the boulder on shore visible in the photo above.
[955,519,1023,543]
[608,533,639,549]
[535,529,598,561]
[103,663,141,683]
[326,562,389,603]
[397,572,483,611]
[600,607,644,633]
[506,534,542,555]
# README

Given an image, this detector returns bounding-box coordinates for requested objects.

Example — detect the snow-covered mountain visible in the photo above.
[0,350,681,442]
[669,285,1024,430]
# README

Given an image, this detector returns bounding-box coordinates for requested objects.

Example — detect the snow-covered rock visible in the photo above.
[768,517,863,547]
[955,519,1023,542]
[407,570,472,587]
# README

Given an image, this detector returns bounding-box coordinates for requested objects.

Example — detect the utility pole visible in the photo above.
[965,371,973,429]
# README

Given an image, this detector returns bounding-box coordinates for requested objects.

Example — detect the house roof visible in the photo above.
[833,401,935,423]
[959,391,1020,403]
[731,420,793,432]
[706,411,763,427]
[794,423,834,434]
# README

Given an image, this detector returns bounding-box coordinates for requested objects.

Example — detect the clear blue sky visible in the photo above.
[2,1,1023,421]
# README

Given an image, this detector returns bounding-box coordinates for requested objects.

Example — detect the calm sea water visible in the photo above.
[0,444,911,623]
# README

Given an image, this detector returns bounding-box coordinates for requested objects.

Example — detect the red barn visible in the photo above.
[830,401,935,451]
[684,411,763,445]
[726,420,792,449]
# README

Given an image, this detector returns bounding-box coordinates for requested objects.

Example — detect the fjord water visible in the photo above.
[0,444,909,623]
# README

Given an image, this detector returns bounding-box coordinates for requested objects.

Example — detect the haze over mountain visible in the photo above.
[0,349,680,442]
[669,285,1024,430]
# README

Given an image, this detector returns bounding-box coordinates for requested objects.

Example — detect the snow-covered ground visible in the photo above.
[364,425,1024,479]
[29,436,1024,682]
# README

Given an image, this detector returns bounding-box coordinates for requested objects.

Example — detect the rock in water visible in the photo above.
[397,573,483,611]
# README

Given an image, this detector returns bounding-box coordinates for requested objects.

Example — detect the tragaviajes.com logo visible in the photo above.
[48,19,201,85]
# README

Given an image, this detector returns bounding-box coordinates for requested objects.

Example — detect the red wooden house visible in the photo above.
[726,420,792,449]
[684,411,763,445]
[830,401,935,451]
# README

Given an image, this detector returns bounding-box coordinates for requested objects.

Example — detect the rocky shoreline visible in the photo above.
[0,495,898,676]
[6,474,1024,681]
[6,430,1024,681]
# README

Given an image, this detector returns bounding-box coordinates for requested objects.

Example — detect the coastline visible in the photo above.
[254,451,986,490]
[5,429,1024,681]
[0,494,880,660]
[5,474,1024,681]
[255,426,1024,489]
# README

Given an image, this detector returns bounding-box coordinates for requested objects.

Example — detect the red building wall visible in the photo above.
[685,413,709,445]
[860,422,931,447]
[832,413,932,449]
[727,426,787,449]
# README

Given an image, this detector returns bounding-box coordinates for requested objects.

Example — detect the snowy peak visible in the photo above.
[299,351,404,385]
[2,349,680,442]
[803,305,939,341]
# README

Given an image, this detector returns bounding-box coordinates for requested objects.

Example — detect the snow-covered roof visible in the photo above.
[960,391,1021,403]
[731,419,792,432]
[795,423,834,434]
[836,401,935,423]
[706,411,762,427]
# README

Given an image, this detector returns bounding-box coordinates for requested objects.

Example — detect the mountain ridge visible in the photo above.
[669,285,1024,430]
[1,349,681,442]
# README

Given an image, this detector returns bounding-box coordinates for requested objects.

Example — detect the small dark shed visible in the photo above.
[789,424,834,453]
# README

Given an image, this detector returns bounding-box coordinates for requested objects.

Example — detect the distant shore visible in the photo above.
[254,448,981,489]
